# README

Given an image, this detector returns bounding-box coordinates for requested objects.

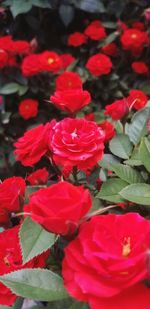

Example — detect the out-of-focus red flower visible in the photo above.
[0,225,49,305]
[39,51,62,73]
[62,213,150,306]
[21,54,41,76]
[131,61,149,74]
[101,43,119,57]
[25,181,92,235]
[0,35,13,52]
[98,121,116,142]
[86,53,112,77]
[50,89,91,113]
[117,20,128,32]
[60,53,75,70]
[84,20,106,41]
[11,40,30,55]
[68,32,87,47]
[19,99,38,120]
[27,168,49,185]
[132,21,145,31]
[49,118,105,173]
[144,8,150,21]
[55,72,83,91]
[105,99,129,120]
[121,28,148,55]
[127,89,148,110]
[85,113,95,121]
[14,122,53,166]
[0,49,8,68]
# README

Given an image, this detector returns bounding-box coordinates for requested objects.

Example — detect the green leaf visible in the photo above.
[0,269,68,301]
[59,5,74,26]
[109,134,133,159]
[112,164,144,184]
[139,137,150,172]
[125,106,150,145]
[98,31,119,48]
[0,83,19,94]
[19,217,55,263]
[69,302,89,309]
[8,1,32,17]
[123,159,142,166]
[17,85,28,96]
[98,154,120,170]
[0,306,12,309]
[13,297,24,309]
[97,178,127,203]
[120,184,150,205]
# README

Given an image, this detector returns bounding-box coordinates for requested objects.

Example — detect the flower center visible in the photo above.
[131,34,137,39]
[3,255,10,266]
[71,129,78,138]
[122,237,131,258]
[48,57,54,64]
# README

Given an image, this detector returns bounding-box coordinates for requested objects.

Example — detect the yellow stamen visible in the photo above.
[122,237,131,258]
[48,57,54,64]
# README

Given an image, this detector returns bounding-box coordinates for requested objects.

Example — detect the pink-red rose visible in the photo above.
[105,98,129,120]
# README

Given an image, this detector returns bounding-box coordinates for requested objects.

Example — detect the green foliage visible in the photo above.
[109,134,133,159]
[19,217,55,263]
[120,184,150,205]
[139,137,150,172]
[0,269,68,301]
[0,83,28,95]
[97,178,127,203]
[112,164,144,184]
[98,153,120,170]
[4,0,51,17]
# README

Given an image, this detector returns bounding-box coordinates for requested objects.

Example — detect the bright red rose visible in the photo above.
[121,29,148,55]
[39,51,62,73]
[90,284,150,309]
[132,21,145,31]
[27,168,49,185]
[19,98,38,120]
[14,122,52,166]
[101,43,119,57]
[62,213,150,306]
[60,53,75,69]
[0,35,13,52]
[85,113,95,121]
[55,72,83,91]
[11,40,30,54]
[105,98,129,120]
[21,54,41,76]
[0,177,25,220]
[68,32,87,47]
[0,49,8,68]
[0,225,49,305]
[25,181,92,235]
[98,121,116,142]
[84,20,106,41]
[50,89,91,113]
[49,118,105,172]
[86,53,112,77]
[127,89,148,110]
[131,61,149,74]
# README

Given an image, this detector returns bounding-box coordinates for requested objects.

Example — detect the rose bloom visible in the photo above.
[14,123,52,166]
[105,98,129,120]
[86,54,112,77]
[60,53,75,70]
[21,54,41,76]
[121,29,148,54]
[132,21,145,31]
[11,40,30,55]
[39,51,62,73]
[84,20,106,41]
[68,32,87,47]
[0,35,13,52]
[49,118,105,172]
[27,167,49,185]
[19,98,38,120]
[101,43,119,57]
[55,72,83,91]
[62,213,150,307]
[0,176,25,214]
[50,89,91,113]
[25,181,92,235]
[98,121,116,142]
[127,89,148,110]
[0,49,8,68]
[131,61,149,74]
[0,225,49,305]
[85,113,95,121]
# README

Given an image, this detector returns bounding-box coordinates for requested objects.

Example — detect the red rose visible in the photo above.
[0,35,13,52]
[85,113,95,121]
[84,20,106,41]
[27,168,49,185]
[131,61,149,74]
[39,51,62,73]
[0,49,8,68]
[49,118,105,172]
[11,40,30,55]
[86,54,112,77]
[14,123,52,166]
[105,98,129,120]
[98,121,116,142]
[25,181,91,235]
[60,53,75,70]
[62,213,150,306]
[121,29,148,55]
[50,89,91,113]
[68,32,87,47]
[55,72,82,91]
[0,225,49,305]
[132,22,145,31]
[101,43,119,57]
[127,89,148,110]
[19,98,38,120]
[21,54,41,76]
